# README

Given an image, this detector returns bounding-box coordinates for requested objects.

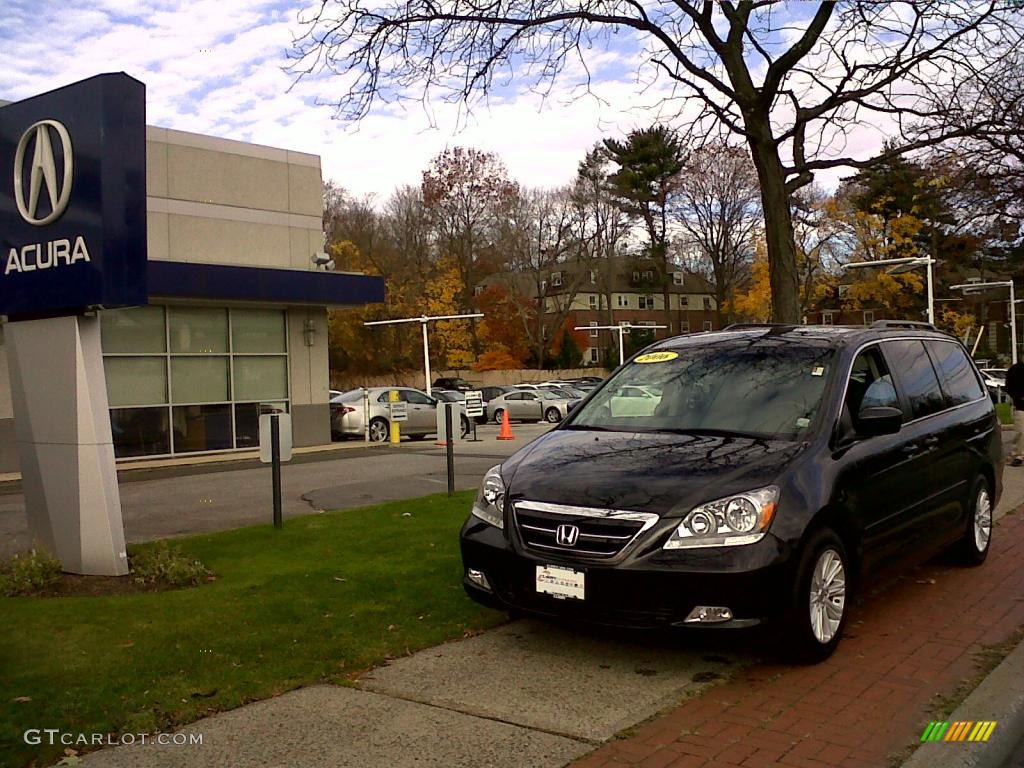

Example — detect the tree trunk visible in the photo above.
[747,138,800,324]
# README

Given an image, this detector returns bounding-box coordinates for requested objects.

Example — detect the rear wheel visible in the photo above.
[368,417,389,443]
[545,407,562,423]
[461,416,471,438]
[780,528,849,663]
[954,478,992,566]
[493,408,506,425]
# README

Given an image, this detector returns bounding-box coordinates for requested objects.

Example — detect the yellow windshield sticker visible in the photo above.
[634,351,679,364]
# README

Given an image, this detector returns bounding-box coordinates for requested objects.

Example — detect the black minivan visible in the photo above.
[460,323,1003,660]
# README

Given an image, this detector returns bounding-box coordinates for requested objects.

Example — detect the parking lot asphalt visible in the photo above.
[0,422,554,558]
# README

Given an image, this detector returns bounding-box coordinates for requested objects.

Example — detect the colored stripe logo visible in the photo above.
[921,721,997,742]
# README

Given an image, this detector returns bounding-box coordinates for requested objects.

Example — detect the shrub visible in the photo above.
[0,549,63,596]
[129,542,212,587]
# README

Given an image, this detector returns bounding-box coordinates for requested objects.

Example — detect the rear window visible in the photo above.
[925,340,985,406]
[885,340,946,420]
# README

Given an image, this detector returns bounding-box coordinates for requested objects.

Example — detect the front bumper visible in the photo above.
[460,517,794,630]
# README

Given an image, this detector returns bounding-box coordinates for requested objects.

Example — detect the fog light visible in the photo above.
[467,569,492,592]
[684,606,733,624]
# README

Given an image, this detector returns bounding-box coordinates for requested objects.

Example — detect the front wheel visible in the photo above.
[368,417,389,443]
[954,478,992,566]
[545,407,562,423]
[493,409,505,425]
[461,417,471,438]
[780,528,849,663]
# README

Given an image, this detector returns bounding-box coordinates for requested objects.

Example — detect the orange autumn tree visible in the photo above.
[474,283,531,367]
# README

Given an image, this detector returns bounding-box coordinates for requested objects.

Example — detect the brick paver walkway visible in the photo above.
[571,506,1024,768]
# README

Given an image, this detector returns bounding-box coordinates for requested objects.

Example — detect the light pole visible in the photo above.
[364,313,484,395]
[840,257,936,325]
[575,322,667,366]
[949,281,1018,365]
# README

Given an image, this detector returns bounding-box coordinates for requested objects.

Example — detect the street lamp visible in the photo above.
[949,281,1018,365]
[840,257,936,325]
[575,322,667,366]
[363,313,484,395]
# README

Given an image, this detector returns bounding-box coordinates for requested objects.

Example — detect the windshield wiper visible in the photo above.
[650,427,765,440]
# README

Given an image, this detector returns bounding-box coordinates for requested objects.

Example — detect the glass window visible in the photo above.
[570,339,835,440]
[172,404,233,453]
[845,348,899,416]
[926,340,984,406]
[171,357,229,403]
[110,407,170,458]
[406,390,433,405]
[233,356,288,402]
[101,306,166,353]
[234,402,287,448]
[232,309,286,353]
[169,307,228,353]
[886,340,946,420]
[104,357,167,407]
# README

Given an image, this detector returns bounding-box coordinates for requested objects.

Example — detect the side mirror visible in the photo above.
[855,406,902,437]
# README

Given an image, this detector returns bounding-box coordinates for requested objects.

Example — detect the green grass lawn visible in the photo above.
[995,402,1012,425]
[0,490,505,768]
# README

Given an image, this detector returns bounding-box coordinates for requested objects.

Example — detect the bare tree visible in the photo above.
[292,1,1022,323]
[672,142,761,324]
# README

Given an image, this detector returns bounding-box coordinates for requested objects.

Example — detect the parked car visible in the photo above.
[433,377,474,392]
[461,324,1002,661]
[332,387,470,441]
[980,368,1007,403]
[486,389,580,424]
[478,385,516,424]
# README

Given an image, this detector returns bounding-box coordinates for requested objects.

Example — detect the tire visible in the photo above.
[954,477,992,566]
[493,408,506,425]
[408,434,428,441]
[368,417,389,443]
[545,407,562,423]
[779,528,850,663]
[461,417,471,438]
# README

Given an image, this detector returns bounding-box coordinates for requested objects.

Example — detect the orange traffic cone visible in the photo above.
[497,409,515,440]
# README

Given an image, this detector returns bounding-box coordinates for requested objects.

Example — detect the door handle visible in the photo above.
[901,443,920,456]
[922,436,940,448]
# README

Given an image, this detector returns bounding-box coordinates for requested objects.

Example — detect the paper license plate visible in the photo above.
[536,564,585,600]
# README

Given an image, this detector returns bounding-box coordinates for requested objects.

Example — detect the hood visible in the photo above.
[503,428,804,517]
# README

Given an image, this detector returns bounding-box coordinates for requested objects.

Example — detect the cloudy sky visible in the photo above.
[0,0,883,203]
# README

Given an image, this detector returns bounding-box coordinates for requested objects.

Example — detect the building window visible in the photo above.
[863,310,875,325]
[616,295,629,308]
[703,297,712,310]
[639,295,655,310]
[589,269,597,284]
[822,311,836,325]
[102,305,289,458]
[679,296,689,308]
[680,321,690,333]
[838,284,851,299]
[702,321,713,332]
[588,294,598,310]
[589,321,599,338]
[643,270,653,281]
[589,348,600,363]
[474,285,484,296]
[551,271,562,287]
[673,272,683,286]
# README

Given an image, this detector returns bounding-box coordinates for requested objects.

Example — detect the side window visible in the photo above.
[405,391,433,405]
[506,392,522,401]
[522,392,537,401]
[886,340,946,420]
[377,391,407,403]
[845,347,899,417]
[925,340,984,406]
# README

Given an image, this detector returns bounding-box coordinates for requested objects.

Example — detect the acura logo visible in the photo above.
[555,524,580,547]
[14,120,74,226]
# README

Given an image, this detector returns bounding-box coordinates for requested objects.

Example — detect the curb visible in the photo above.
[901,634,1024,768]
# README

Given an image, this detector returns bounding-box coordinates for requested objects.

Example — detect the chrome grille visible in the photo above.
[513,500,658,560]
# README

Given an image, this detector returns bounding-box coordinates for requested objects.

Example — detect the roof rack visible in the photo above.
[869,320,937,331]
[722,323,797,331]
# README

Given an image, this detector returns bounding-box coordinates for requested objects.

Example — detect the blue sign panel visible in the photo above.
[0,73,147,318]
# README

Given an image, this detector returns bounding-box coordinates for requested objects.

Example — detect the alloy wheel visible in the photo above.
[974,486,992,553]
[369,420,388,442]
[808,548,846,644]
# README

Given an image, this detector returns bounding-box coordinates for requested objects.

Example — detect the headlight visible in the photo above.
[471,465,505,529]
[663,486,778,549]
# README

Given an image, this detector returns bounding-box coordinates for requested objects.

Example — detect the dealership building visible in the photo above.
[0,105,383,473]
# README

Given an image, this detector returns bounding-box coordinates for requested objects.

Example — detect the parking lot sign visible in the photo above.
[464,390,485,418]
[389,401,408,422]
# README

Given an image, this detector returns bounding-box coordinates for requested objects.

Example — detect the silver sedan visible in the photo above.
[486,390,579,424]
[331,387,469,442]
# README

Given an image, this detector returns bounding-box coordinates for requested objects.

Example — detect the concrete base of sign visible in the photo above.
[6,314,128,575]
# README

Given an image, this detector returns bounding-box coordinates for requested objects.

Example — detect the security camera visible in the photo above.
[311,253,336,270]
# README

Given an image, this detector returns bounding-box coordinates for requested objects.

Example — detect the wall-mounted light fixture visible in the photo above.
[303,319,316,347]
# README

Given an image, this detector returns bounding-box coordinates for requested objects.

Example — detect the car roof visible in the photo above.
[649,323,958,354]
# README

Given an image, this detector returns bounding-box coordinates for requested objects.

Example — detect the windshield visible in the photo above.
[567,338,835,440]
